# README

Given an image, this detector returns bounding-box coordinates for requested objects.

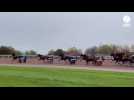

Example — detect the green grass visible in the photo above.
[0,65,134,87]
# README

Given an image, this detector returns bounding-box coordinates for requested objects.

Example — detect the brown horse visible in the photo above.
[11,53,23,63]
[80,54,99,65]
[110,52,134,65]
[58,54,77,65]
[37,54,53,63]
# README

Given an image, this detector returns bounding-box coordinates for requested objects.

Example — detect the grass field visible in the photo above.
[0,65,134,87]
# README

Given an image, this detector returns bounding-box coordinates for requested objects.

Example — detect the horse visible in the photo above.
[68,56,78,65]
[58,54,77,65]
[129,55,134,64]
[110,52,131,64]
[47,55,54,64]
[37,54,48,60]
[12,53,18,60]
[80,54,99,65]
[101,56,105,62]
[37,54,53,64]
[23,56,27,63]
[11,53,24,63]
[110,52,122,64]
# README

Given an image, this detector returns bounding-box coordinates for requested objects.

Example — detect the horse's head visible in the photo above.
[36,54,43,60]
[80,54,84,59]
[12,53,16,57]
[37,54,41,57]
[80,54,88,60]
[80,54,86,57]
[59,54,65,59]
[110,53,115,57]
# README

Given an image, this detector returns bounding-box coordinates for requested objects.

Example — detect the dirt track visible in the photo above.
[0,58,134,73]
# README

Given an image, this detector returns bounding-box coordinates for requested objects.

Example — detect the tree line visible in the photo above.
[0,46,37,55]
[48,44,134,56]
[0,44,134,56]
[84,44,134,55]
[48,47,82,56]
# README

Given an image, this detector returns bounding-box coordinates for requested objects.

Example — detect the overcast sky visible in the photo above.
[0,12,134,54]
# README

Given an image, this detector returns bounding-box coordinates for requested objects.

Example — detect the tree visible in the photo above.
[48,49,55,55]
[110,44,119,53]
[54,49,65,56]
[25,50,37,55]
[96,44,122,55]
[85,46,97,56]
[77,49,83,55]
[130,44,134,52]
[98,45,112,54]
[122,45,130,53]
[66,47,82,56]
[15,50,23,55]
[67,47,77,52]
[0,46,16,55]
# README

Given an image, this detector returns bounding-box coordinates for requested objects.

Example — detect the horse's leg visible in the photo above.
[18,59,21,64]
[86,60,88,65]
[51,60,53,64]
[129,60,133,66]
[63,60,65,64]
[64,60,67,64]
[93,60,96,65]
[58,58,60,64]
[92,60,95,65]
[118,60,122,65]
[69,61,72,65]
[94,60,97,65]
[117,60,120,64]
[115,60,118,64]
[122,60,125,64]
[91,61,94,65]
[43,59,46,63]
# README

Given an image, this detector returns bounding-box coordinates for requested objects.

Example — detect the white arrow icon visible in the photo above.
[123,15,131,24]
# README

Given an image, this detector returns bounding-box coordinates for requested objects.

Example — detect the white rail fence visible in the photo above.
[0,55,37,59]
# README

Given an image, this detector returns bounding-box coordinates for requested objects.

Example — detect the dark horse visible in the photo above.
[37,54,53,63]
[11,53,23,63]
[59,54,77,64]
[110,52,131,64]
[80,54,100,65]
[12,53,18,60]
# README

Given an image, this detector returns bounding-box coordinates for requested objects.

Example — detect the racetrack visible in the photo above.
[0,57,134,73]
[0,63,134,73]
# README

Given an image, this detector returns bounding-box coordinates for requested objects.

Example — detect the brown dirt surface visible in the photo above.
[0,58,134,73]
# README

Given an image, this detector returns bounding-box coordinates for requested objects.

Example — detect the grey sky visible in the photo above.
[0,12,134,54]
